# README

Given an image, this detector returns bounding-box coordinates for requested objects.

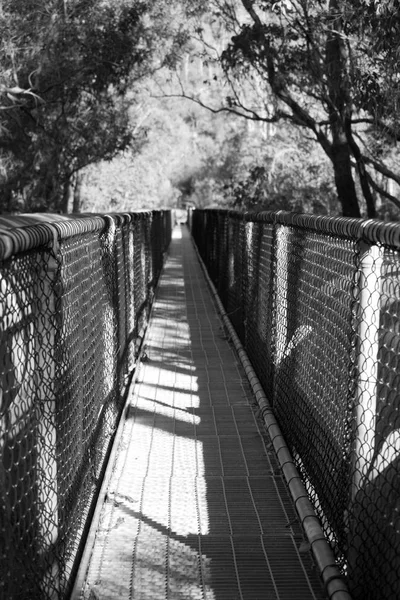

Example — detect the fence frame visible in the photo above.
[191,208,400,600]
[0,210,171,599]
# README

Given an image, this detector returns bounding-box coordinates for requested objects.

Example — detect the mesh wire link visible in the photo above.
[0,211,171,600]
[191,209,400,600]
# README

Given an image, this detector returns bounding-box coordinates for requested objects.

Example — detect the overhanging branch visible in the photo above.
[367,175,400,210]
[362,154,400,187]
[152,91,287,122]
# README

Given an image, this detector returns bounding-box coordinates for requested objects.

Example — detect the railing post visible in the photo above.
[274,224,290,372]
[348,239,383,596]
[351,240,383,499]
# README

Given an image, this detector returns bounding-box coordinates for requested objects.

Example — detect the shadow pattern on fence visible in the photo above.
[0,211,171,600]
[191,208,400,600]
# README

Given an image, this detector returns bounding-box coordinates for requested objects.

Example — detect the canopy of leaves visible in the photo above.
[0,0,195,212]
[3,0,400,218]
[172,0,400,218]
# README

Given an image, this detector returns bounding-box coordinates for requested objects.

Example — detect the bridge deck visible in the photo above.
[74,226,325,600]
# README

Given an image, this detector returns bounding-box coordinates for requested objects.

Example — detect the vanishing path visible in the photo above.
[73,226,325,600]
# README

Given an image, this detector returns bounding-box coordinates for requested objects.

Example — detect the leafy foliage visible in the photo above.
[2,0,400,217]
[227,128,339,215]
[0,0,195,212]
[173,0,400,218]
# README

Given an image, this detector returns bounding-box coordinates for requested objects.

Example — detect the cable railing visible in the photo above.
[0,210,171,600]
[191,208,400,600]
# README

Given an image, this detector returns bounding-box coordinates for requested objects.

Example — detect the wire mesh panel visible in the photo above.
[54,227,119,594]
[243,219,276,405]
[132,216,148,344]
[225,216,246,341]
[273,226,358,571]
[1,241,59,600]
[191,209,400,600]
[348,242,400,600]
[0,211,171,600]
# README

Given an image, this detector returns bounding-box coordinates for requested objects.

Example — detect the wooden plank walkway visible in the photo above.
[73,226,326,600]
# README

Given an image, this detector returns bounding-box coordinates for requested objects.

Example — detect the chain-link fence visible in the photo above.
[0,210,171,600]
[191,208,400,600]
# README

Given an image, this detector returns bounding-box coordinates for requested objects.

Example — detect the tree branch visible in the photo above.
[367,175,400,211]
[237,0,333,159]
[317,118,377,126]
[240,0,263,28]
[152,91,287,123]
[346,123,376,217]
[362,154,400,187]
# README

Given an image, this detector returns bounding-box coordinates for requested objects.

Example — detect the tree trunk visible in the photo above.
[331,133,361,218]
[1,187,14,213]
[60,176,73,213]
[326,0,361,218]
[354,160,376,218]
[346,126,377,218]
[72,172,83,213]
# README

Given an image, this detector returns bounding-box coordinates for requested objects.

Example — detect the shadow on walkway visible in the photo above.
[75,226,326,600]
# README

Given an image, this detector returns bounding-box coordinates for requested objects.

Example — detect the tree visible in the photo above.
[0,0,195,212]
[173,0,400,218]
[225,124,339,214]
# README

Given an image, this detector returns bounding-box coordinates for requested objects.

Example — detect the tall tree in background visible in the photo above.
[181,0,400,218]
[0,0,194,212]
